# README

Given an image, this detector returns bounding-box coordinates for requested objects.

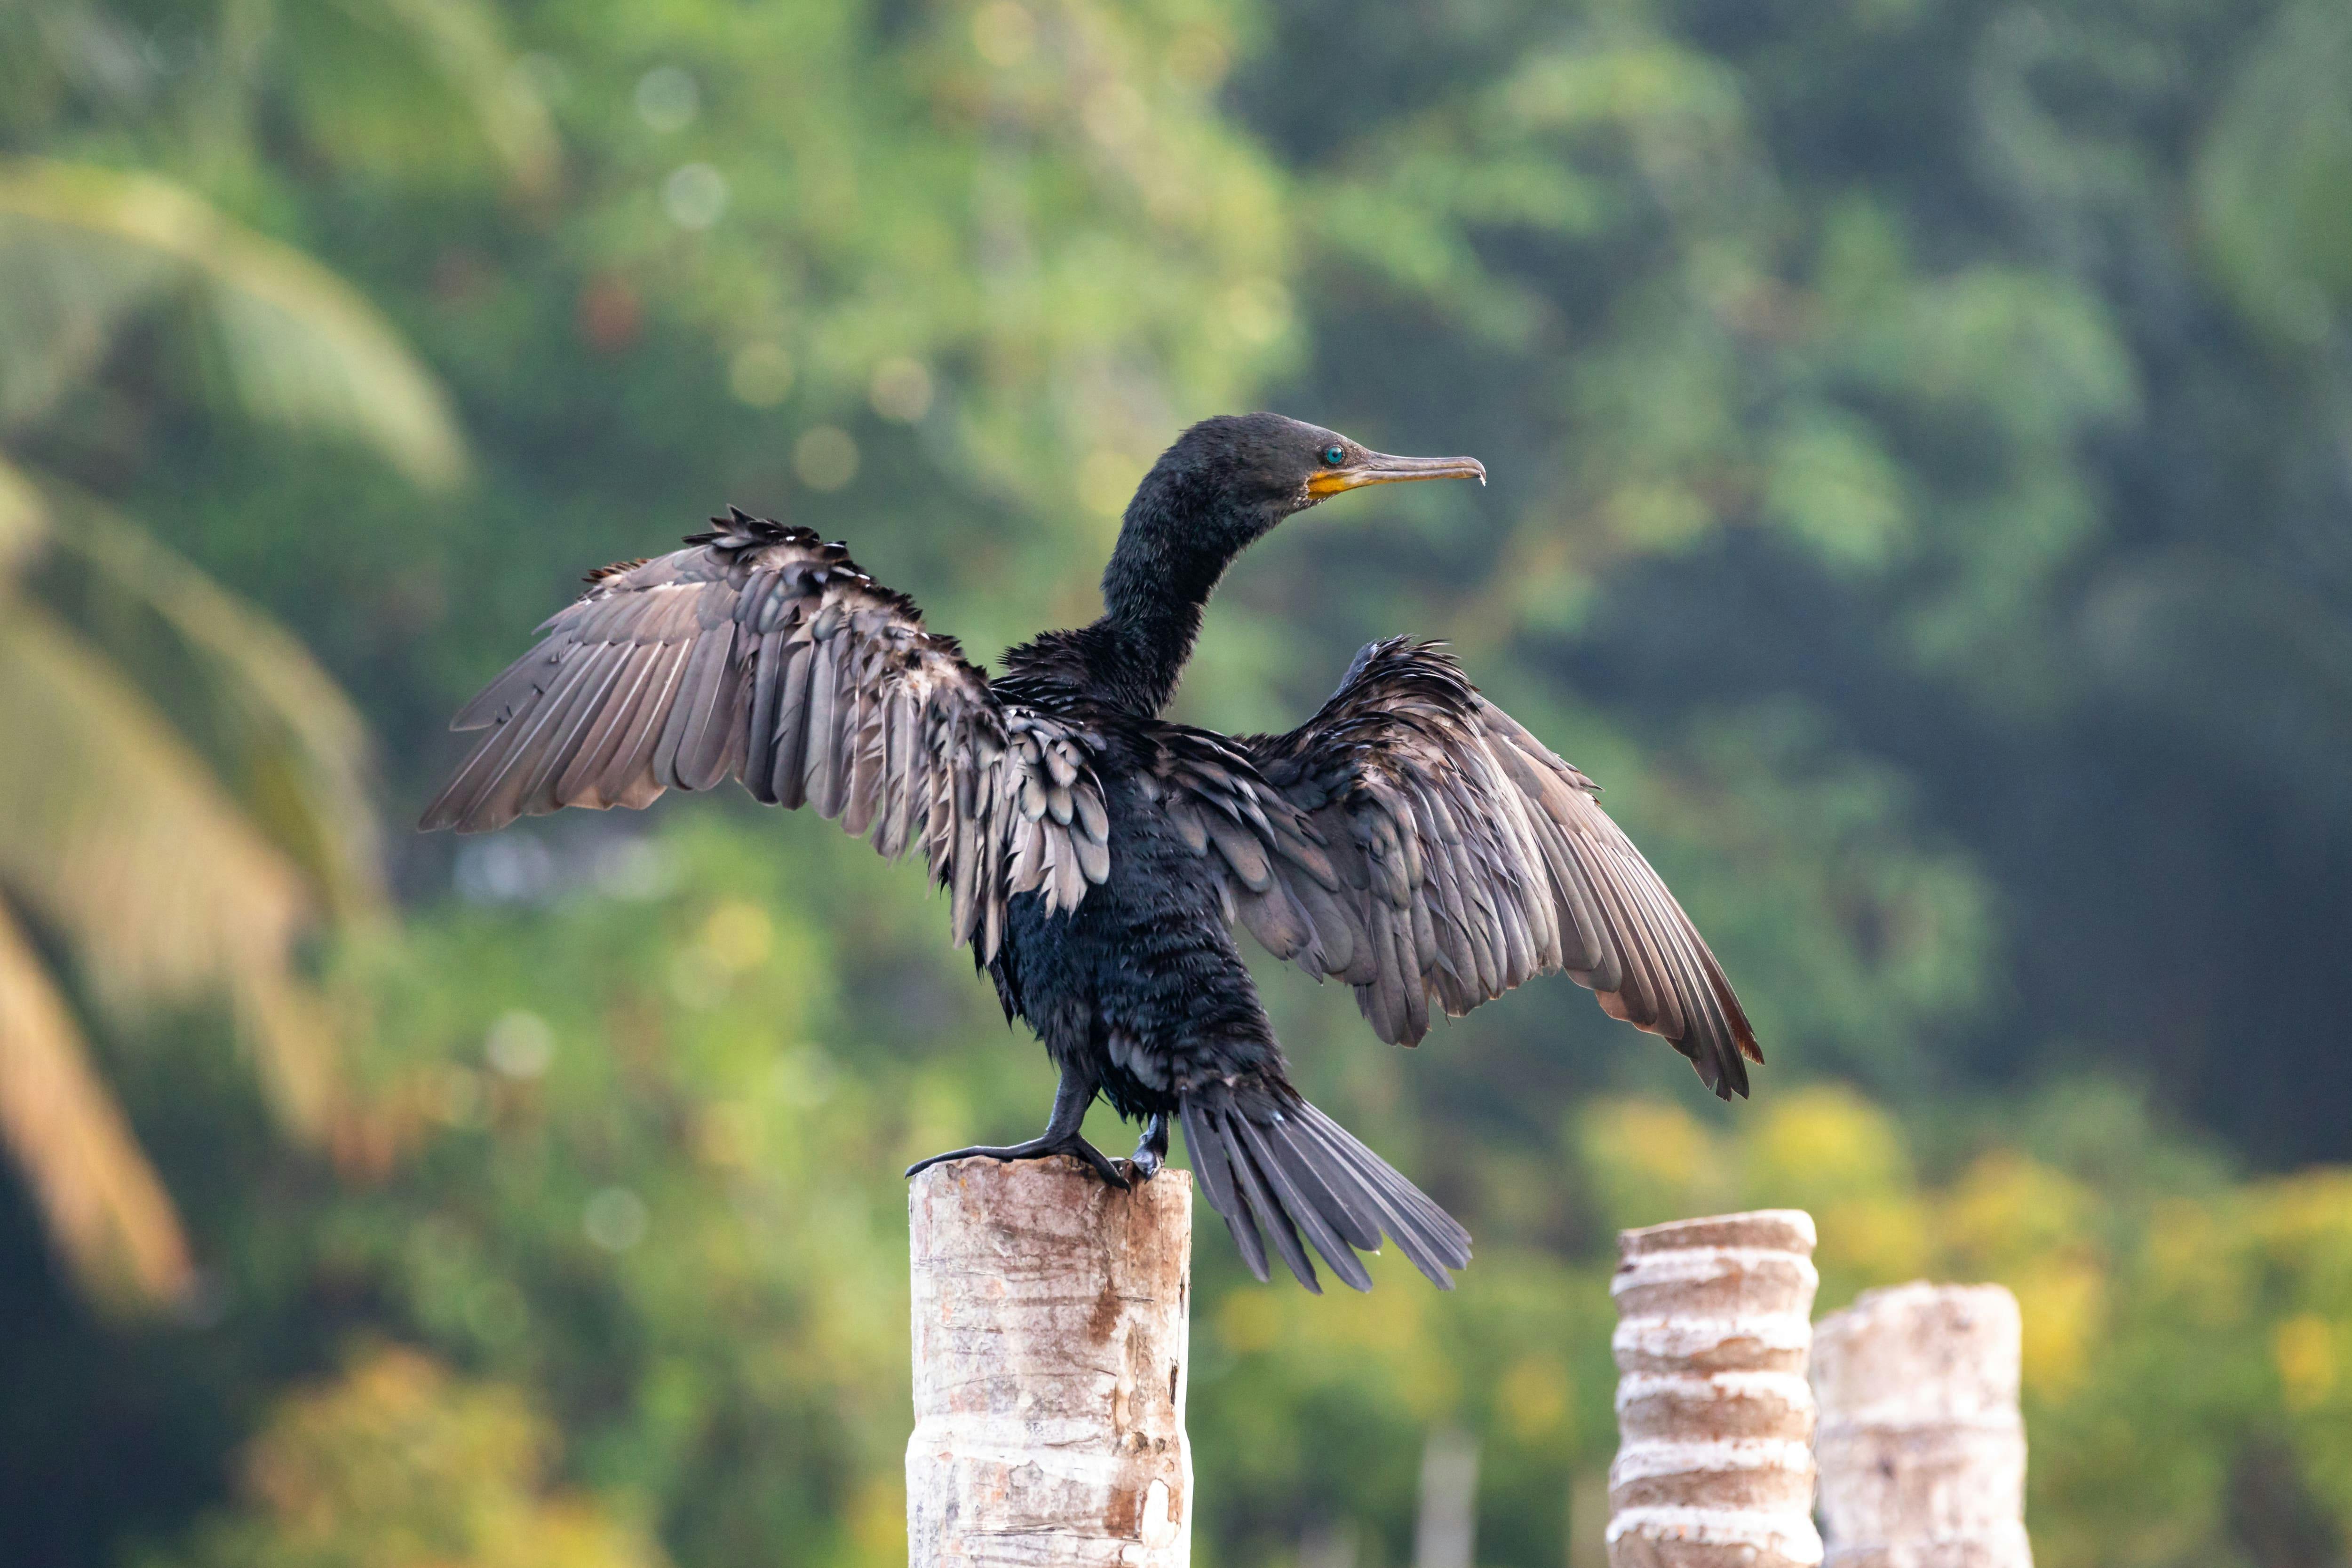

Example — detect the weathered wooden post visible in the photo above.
[1811,1283,2032,1568]
[1606,1210,1822,1568]
[907,1156,1193,1568]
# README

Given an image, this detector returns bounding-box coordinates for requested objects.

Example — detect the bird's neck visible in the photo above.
[1076,596,1207,716]
[1075,487,1254,714]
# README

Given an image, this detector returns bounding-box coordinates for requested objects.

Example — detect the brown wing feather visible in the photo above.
[421,508,1110,960]
[1174,638,1758,1098]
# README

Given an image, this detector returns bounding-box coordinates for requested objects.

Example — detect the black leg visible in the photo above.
[1129,1113,1169,1179]
[905,1065,1130,1188]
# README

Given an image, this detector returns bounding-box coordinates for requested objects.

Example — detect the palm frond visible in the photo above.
[0,898,196,1310]
[0,597,339,1134]
[0,164,174,430]
[341,0,561,196]
[0,451,42,570]
[31,477,386,921]
[9,1,556,197]
[0,158,467,487]
[2193,0,2352,343]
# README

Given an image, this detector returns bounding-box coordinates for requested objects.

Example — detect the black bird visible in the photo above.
[422,413,1760,1291]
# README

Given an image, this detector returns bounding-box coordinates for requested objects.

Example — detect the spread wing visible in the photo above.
[420,508,1109,960]
[1162,638,1760,1098]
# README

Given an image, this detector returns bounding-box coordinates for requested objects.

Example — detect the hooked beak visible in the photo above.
[1306,450,1488,499]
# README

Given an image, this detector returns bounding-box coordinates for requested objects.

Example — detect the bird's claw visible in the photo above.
[1128,1114,1169,1180]
[906,1134,1132,1190]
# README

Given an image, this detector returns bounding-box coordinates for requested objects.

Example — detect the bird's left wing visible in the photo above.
[1161,638,1760,1098]
[421,508,1107,960]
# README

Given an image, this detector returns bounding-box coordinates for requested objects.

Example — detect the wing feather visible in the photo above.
[596,638,691,807]
[421,509,1109,960]
[521,641,637,814]
[1144,639,1758,1098]
[561,641,663,807]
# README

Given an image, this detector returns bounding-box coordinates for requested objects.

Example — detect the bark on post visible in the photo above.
[1606,1209,1822,1568]
[1811,1283,2032,1568]
[907,1156,1193,1568]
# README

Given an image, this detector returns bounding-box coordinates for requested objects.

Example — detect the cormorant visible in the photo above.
[422,413,1760,1292]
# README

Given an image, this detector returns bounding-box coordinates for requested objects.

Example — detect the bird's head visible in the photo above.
[1097,413,1486,657]
[1131,412,1486,557]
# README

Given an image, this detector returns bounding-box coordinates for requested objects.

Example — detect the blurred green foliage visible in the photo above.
[4,0,2351,1567]
[151,1344,666,1568]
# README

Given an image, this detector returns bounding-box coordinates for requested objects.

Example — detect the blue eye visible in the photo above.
[1321,445,1345,466]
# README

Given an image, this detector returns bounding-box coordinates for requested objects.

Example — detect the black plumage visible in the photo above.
[422,412,1761,1292]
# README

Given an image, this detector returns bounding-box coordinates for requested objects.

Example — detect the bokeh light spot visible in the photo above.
[635,65,699,133]
[2275,1314,2338,1410]
[663,163,729,230]
[583,1188,649,1251]
[1166,28,1229,89]
[574,275,642,353]
[485,1010,555,1079]
[730,342,795,407]
[1082,84,1146,149]
[869,357,934,422]
[795,426,859,491]
[700,900,772,971]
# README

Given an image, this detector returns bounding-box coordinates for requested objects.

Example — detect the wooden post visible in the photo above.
[1414,1426,1479,1568]
[907,1156,1193,1568]
[1811,1283,2032,1568]
[1606,1210,1822,1568]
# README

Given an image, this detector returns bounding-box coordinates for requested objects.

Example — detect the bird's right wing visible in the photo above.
[1157,639,1759,1099]
[421,508,1109,960]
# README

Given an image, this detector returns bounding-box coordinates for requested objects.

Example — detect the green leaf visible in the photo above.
[0,158,468,487]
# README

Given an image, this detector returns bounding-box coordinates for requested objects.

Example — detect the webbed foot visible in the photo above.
[905,1064,1132,1188]
[905,1132,1132,1189]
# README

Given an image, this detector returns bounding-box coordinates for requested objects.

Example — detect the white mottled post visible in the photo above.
[1606,1210,1822,1568]
[1811,1283,2032,1568]
[907,1156,1193,1568]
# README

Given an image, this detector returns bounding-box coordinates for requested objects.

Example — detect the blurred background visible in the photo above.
[3,0,2351,1563]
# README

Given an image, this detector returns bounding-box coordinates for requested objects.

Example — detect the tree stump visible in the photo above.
[907,1156,1193,1568]
[1811,1283,2032,1568]
[1606,1210,1822,1568]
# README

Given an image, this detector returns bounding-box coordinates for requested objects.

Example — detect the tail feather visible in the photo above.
[1225,1120,1322,1291]
[1179,1080,1472,1291]
[1274,1114,1390,1251]
[1178,1099,1264,1279]
[1234,1114,1372,1293]
[1258,1117,1381,1253]
[1292,1107,1469,1283]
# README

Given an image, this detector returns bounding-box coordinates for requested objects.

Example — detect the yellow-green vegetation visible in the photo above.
[155,1345,667,1568]
[5,0,2352,1565]
[81,822,2352,1568]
